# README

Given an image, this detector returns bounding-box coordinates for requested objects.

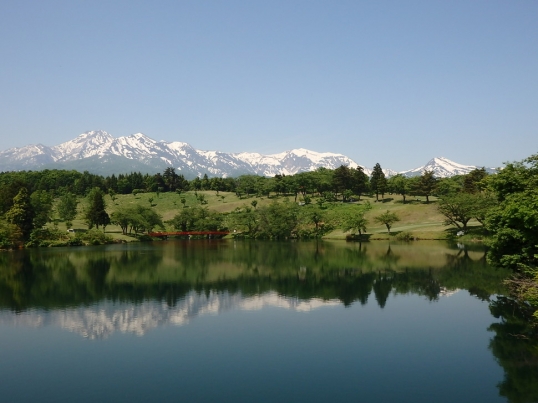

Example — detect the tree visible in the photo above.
[472,192,497,225]
[370,163,387,202]
[486,154,538,271]
[84,188,110,230]
[341,204,371,236]
[110,208,131,235]
[437,193,476,231]
[485,154,538,326]
[227,206,259,234]
[462,167,488,193]
[299,205,336,237]
[169,206,222,232]
[333,165,353,200]
[163,167,179,191]
[30,190,53,229]
[111,205,164,234]
[58,193,77,228]
[436,176,463,197]
[5,187,34,240]
[352,167,369,201]
[387,174,410,203]
[374,210,400,234]
[256,201,299,239]
[416,170,437,203]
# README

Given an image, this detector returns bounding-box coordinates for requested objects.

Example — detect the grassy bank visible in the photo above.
[56,190,488,243]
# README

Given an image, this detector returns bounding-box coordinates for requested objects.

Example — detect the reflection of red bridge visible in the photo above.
[148,231,230,238]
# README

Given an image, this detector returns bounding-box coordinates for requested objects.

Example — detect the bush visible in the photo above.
[395,232,414,241]
[78,229,114,245]
[26,228,69,247]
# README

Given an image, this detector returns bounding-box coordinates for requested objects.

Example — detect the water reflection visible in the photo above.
[0,240,508,328]
[0,291,341,339]
[0,241,506,307]
[2,240,537,402]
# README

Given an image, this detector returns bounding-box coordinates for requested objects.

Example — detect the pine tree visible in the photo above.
[370,163,387,202]
[417,170,438,203]
[332,165,353,200]
[84,188,110,230]
[352,167,369,201]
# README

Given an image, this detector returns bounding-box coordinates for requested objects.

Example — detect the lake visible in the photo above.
[1,240,537,403]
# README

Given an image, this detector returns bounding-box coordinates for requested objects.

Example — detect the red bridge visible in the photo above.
[147,231,230,238]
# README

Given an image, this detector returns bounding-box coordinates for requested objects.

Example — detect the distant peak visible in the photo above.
[79,130,113,138]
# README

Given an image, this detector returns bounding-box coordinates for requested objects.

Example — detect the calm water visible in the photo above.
[0,240,537,403]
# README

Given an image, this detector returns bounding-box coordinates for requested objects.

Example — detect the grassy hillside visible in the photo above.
[63,190,484,242]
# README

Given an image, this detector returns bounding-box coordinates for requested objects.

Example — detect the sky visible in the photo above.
[1,1,537,171]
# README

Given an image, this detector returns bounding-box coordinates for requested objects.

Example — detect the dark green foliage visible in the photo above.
[57,193,78,228]
[352,167,369,200]
[387,174,410,203]
[26,227,69,247]
[370,163,387,201]
[415,170,437,203]
[0,220,23,249]
[30,190,54,229]
[332,165,353,198]
[486,154,538,271]
[227,207,259,234]
[5,188,35,240]
[487,190,538,271]
[84,188,110,230]
[462,167,488,193]
[77,229,114,245]
[435,175,464,196]
[111,205,164,234]
[485,153,538,324]
[168,206,223,232]
[256,201,299,239]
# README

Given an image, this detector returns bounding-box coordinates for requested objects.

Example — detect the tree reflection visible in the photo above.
[0,241,510,312]
[488,296,538,403]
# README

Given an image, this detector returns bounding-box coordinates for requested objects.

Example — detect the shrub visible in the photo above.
[395,232,414,241]
[78,229,114,245]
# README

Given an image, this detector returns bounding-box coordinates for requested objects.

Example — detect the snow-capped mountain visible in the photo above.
[400,157,496,178]
[0,130,493,178]
[0,130,367,177]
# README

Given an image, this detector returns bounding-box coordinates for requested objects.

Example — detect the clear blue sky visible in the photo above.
[1,0,537,171]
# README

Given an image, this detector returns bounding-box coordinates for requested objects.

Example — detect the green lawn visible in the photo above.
[59,190,485,242]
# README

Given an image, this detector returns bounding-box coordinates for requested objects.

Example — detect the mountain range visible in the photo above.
[0,130,496,178]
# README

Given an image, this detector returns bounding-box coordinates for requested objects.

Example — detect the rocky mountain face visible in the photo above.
[0,130,495,178]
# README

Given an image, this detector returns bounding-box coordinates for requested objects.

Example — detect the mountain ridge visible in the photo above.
[0,130,495,178]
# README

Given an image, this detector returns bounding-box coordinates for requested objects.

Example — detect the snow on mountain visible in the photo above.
[53,130,114,160]
[0,130,494,178]
[0,143,57,168]
[0,130,363,177]
[400,157,496,178]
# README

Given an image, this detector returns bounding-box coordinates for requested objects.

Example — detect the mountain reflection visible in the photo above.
[0,291,341,339]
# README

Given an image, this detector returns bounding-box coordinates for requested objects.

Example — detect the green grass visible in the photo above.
[57,191,488,242]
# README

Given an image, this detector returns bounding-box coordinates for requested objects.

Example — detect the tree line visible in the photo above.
[0,162,501,247]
